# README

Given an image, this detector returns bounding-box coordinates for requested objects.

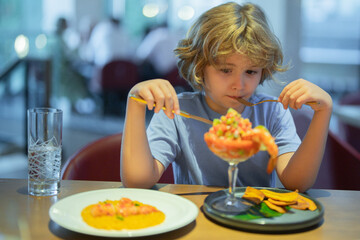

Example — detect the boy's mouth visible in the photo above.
[228,95,245,100]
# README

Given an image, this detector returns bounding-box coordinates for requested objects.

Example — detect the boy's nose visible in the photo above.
[232,75,245,90]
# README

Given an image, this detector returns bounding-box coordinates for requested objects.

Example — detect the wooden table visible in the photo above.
[333,105,360,128]
[1,179,360,240]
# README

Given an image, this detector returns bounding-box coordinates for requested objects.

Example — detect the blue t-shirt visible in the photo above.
[147,91,300,187]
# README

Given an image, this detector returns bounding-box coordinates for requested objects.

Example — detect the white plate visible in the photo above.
[49,188,199,237]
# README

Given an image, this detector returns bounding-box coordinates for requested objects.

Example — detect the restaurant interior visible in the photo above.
[0,0,359,181]
[1,0,360,239]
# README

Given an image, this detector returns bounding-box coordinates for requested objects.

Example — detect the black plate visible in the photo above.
[203,187,324,233]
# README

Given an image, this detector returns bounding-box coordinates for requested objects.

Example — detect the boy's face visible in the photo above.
[203,53,262,115]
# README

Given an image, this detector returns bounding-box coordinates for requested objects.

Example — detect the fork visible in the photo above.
[129,95,213,125]
[236,97,318,107]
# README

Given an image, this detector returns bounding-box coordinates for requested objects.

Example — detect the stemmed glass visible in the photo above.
[208,147,255,213]
[204,108,277,214]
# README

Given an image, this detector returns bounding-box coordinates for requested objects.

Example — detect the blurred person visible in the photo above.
[135,23,185,81]
[51,17,91,112]
[84,17,135,67]
[74,16,97,80]
[83,17,136,93]
[78,16,97,49]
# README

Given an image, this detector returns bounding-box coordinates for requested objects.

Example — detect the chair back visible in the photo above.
[338,91,360,152]
[165,67,192,92]
[291,107,360,190]
[316,131,360,190]
[101,60,139,92]
[98,60,139,115]
[62,133,174,183]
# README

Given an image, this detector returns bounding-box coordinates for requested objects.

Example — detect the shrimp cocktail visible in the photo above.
[204,108,278,213]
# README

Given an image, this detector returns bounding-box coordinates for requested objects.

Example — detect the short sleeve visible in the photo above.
[269,104,301,156]
[146,111,181,168]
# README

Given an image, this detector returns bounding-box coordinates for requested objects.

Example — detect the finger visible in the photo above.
[137,89,155,111]
[294,94,311,109]
[151,89,165,114]
[279,79,302,102]
[290,82,315,109]
[280,88,292,109]
[279,85,293,109]
[280,81,303,109]
[279,80,297,101]
[290,89,306,110]
[160,84,175,118]
[167,84,180,115]
[279,84,288,101]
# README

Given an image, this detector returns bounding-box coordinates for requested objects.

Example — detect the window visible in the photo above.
[300,0,360,93]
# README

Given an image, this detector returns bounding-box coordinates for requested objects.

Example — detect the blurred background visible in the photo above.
[0,0,359,178]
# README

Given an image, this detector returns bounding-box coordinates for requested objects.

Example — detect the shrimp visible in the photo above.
[90,198,160,218]
[204,108,278,173]
[90,202,116,217]
[242,125,278,173]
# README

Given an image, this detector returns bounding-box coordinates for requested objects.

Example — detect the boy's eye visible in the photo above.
[246,70,257,75]
[220,68,232,74]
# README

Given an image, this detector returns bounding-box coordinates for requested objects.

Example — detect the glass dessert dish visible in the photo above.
[204,108,278,213]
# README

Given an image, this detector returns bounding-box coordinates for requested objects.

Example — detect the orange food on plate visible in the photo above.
[260,189,299,202]
[290,194,317,211]
[242,186,265,204]
[81,197,165,230]
[241,187,318,213]
[264,200,287,213]
[267,198,297,206]
[204,108,278,173]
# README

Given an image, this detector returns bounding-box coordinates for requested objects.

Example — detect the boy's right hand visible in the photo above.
[129,79,180,119]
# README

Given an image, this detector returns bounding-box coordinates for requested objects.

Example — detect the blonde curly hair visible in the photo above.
[174,2,287,91]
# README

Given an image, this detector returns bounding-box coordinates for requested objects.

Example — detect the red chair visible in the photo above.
[291,107,360,190]
[61,133,174,183]
[314,131,360,190]
[98,60,139,115]
[165,67,192,92]
[101,60,138,91]
[338,91,360,152]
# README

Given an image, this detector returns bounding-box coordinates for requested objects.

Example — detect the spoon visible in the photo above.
[236,98,318,107]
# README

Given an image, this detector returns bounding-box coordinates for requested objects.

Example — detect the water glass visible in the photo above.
[27,108,63,196]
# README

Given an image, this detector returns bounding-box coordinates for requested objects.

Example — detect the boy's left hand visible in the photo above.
[278,79,333,111]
